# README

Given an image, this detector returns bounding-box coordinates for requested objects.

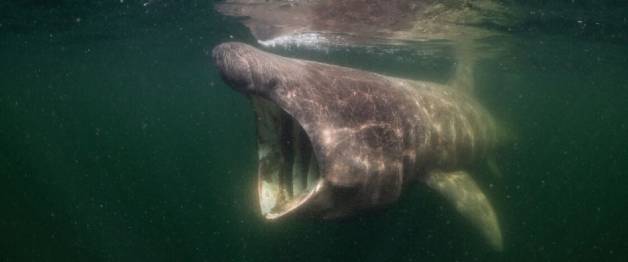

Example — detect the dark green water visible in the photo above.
[1,1,627,261]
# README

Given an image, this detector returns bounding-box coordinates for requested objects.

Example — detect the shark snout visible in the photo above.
[213,42,290,96]
[212,42,256,93]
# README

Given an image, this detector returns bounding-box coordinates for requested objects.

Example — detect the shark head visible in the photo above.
[213,42,407,219]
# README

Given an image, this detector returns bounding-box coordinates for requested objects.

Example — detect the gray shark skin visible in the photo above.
[216,0,520,93]
[213,42,503,250]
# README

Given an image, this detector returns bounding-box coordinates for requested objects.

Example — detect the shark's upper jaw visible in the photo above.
[213,42,327,218]
[251,96,327,219]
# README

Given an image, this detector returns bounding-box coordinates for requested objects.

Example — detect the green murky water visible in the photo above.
[1,1,627,261]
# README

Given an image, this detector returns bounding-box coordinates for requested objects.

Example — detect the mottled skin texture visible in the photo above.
[213,42,502,250]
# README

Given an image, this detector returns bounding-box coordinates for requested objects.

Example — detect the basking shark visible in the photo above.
[213,42,505,250]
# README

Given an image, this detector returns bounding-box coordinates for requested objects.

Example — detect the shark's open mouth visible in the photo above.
[251,96,324,219]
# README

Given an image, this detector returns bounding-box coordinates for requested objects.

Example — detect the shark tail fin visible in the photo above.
[424,170,503,251]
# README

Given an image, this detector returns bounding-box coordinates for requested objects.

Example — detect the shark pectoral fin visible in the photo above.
[425,170,503,251]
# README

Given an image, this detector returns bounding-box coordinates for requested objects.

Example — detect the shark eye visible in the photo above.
[267,77,279,90]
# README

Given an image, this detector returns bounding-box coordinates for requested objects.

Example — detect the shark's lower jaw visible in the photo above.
[251,96,323,219]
